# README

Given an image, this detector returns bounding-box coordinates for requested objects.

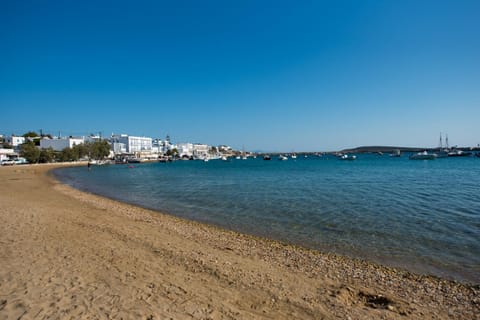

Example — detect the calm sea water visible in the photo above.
[54,154,480,283]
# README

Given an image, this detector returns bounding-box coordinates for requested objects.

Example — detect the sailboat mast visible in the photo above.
[439,133,443,149]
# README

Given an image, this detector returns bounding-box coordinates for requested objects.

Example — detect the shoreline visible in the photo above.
[52,162,478,285]
[0,164,478,319]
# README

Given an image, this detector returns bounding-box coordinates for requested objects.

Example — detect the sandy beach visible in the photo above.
[0,164,478,319]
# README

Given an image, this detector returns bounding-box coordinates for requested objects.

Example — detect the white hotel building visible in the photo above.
[112,135,152,154]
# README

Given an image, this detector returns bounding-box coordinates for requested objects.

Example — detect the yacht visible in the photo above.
[447,149,472,157]
[389,149,401,157]
[279,155,288,161]
[435,133,449,158]
[338,154,356,160]
[409,151,436,160]
[241,146,248,160]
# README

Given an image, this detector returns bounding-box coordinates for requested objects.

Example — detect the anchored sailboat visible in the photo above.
[435,133,449,158]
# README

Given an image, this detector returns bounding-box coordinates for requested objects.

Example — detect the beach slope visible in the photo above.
[0,165,478,319]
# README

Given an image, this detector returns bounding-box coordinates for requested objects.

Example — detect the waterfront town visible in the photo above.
[2,131,480,165]
[0,132,240,165]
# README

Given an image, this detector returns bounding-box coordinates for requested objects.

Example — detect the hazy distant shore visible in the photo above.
[0,164,478,319]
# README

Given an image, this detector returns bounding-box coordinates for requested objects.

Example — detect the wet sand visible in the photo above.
[0,164,478,319]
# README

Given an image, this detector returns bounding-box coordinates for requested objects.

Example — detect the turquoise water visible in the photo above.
[54,154,480,283]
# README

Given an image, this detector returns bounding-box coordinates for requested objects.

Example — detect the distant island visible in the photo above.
[340,145,480,154]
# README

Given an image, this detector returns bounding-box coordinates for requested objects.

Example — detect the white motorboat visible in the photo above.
[389,149,401,157]
[338,154,356,160]
[409,151,436,160]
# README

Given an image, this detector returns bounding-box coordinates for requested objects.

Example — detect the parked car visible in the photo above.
[14,157,28,165]
[1,159,15,166]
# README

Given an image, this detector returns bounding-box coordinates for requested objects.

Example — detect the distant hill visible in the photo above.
[340,145,480,153]
[341,146,428,153]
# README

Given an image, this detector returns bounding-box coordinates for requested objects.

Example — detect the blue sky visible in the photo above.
[1,0,479,151]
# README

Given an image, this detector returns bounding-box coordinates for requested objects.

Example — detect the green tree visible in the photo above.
[166,148,178,158]
[86,140,111,160]
[22,131,39,138]
[19,141,40,163]
[59,147,77,162]
[39,148,56,163]
[72,144,87,160]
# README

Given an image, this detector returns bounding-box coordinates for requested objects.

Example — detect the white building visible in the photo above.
[193,144,210,159]
[152,139,169,155]
[85,134,102,143]
[151,135,175,155]
[112,142,127,154]
[5,135,25,147]
[176,143,193,157]
[114,135,152,153]
[40,137,85,151]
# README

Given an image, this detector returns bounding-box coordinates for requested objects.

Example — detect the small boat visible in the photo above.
[241,146,248,160]
[127,158,142,163]
[279,155,288,161]
[90,159,111,165]
[263,155,271,160]
[221,156,228,161]
[447,150,472,157]
[435,133,450,158]
[409,151,436,160]
[389,149,401,157]
[339,154,356,160]
[291,153,297,159]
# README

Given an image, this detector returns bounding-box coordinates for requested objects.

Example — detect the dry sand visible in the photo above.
[0,164,478,319]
